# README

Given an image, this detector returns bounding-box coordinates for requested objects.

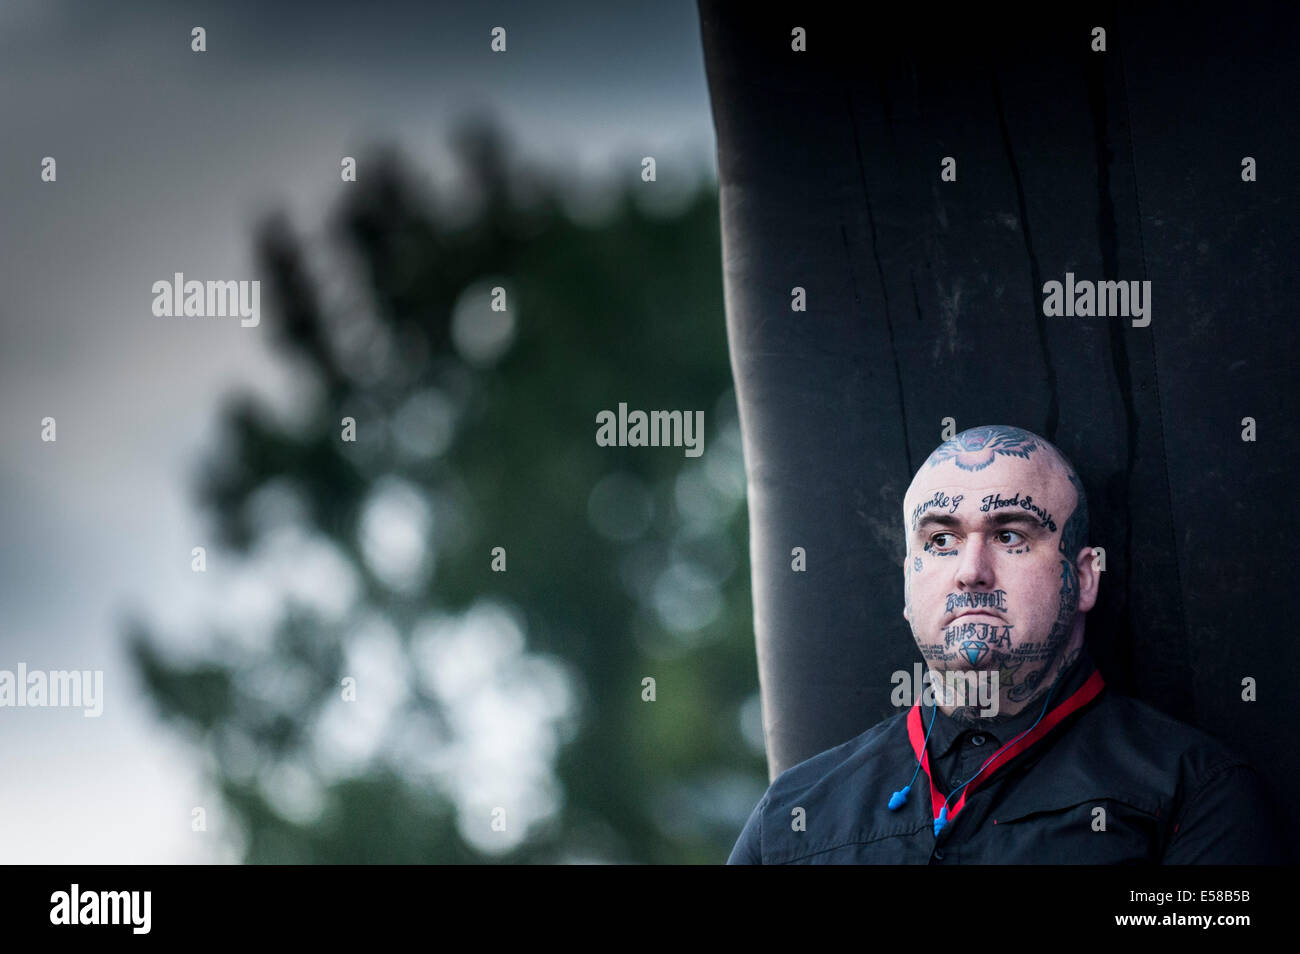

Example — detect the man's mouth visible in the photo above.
[950,611,1002,624]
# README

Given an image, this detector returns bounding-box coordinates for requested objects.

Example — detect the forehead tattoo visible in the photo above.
[905,424,1088,558]
[925,425,1041,473]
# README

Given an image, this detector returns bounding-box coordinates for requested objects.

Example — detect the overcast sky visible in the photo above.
[0,0,717,862]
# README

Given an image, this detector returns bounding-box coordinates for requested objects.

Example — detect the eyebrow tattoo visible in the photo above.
[914,511,1044,536]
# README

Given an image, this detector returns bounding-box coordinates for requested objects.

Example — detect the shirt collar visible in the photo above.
[919,645,1098,759]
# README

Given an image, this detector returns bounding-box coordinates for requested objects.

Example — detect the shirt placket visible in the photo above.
[952,730,996,790]
[930,731,996,863]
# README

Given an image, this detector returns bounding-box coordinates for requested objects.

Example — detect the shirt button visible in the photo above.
[970,734,986,746]
[933,848,946,861]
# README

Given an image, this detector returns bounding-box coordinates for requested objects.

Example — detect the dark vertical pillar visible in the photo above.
[699,0,1298,861]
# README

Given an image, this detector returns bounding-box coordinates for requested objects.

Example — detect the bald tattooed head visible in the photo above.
[901,425,1098,723]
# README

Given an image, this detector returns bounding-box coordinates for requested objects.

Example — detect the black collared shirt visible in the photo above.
[921,649,1096,798]
[727,647,1283,864]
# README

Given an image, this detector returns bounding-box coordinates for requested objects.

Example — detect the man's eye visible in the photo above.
[931,532,956,549]
[997,530,1025,545]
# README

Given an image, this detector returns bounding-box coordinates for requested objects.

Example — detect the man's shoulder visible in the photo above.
[767,709,910,797]
[1097,690,1245,761]
[1072,687,1256,789]
[729,710,921,864]
[1090,690,1284,862]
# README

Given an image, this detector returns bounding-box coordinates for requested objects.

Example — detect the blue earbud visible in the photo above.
[889,663,1074,837]
[888,699,939,810]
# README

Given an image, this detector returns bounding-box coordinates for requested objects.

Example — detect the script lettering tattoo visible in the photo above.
[925,425,1040,473]
[945,590,1008,614]
[1011,640,1052,654]
[910,491,965,532]
[979,491,1057,532]
[943,621,1012,649]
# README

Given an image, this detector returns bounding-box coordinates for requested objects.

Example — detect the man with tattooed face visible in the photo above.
[729,425,1281,864]
[901,425,1094,726]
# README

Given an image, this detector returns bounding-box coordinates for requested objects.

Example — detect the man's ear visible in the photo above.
[1074,545,1101,612]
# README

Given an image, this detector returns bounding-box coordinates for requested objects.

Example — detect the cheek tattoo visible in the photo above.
[1003,471,1087,703]
[922,540,958,557]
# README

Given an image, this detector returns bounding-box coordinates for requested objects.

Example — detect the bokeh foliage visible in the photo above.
[126,116,765,863]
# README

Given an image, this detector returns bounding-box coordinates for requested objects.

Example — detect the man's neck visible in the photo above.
[940,636,1086,728]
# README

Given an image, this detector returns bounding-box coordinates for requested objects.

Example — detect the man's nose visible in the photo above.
[954,533,995,589]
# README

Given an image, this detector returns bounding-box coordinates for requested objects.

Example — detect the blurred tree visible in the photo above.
[126,115,765,863]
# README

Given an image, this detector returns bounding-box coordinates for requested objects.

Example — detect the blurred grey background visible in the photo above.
[0,0,745,862]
